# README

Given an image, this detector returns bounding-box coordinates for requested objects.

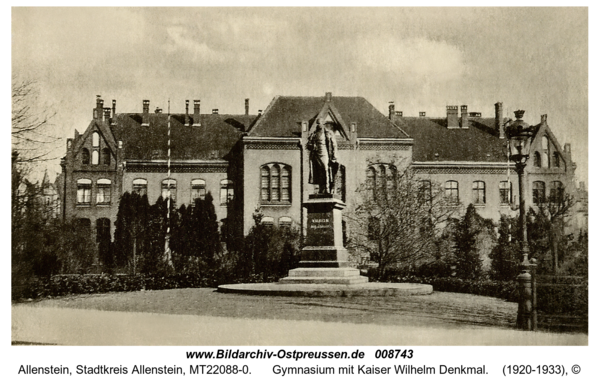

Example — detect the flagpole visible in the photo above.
[165,98,173,267]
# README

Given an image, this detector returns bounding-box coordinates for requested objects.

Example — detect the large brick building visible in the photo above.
[58,93,581,257]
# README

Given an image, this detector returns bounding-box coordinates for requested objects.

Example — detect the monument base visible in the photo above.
[279,267,368,285]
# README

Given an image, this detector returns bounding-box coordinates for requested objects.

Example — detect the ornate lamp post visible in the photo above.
[505,110,536,330]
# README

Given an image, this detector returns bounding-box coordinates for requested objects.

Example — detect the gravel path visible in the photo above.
[16,288,517,329]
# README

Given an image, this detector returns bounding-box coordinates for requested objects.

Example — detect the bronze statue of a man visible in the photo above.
[307,121,339,194]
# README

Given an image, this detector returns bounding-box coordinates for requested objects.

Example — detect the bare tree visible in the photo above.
[12,76,57,165]
[346,159,461,279]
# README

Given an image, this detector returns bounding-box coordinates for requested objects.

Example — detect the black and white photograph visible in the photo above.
[9,4,593,381]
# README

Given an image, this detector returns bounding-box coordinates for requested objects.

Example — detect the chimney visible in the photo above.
[212,109,219,114]
[245,98,249,115]
[112,100,116,118]
[541,114,548,125]
[419,111,426,117]
[103,107,111,122]
[495,102,504,138]
[325,92,332,102]
[460,105,468,128]
[258,110,263,116]
[446,105,459,128]
[142,100,150,126]
[94,96,103,120]
[185,100,190,126]
[388,102,395,120]
[193,100,200,126]
[155,107,162,114]
[396,111,403,117]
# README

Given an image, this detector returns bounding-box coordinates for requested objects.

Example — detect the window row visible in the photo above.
[132,178,234,206]
[261,164,291,203]
[532,181,564,205]
[440,180,514,205]
[81,148,111,165]
[260,216,293,227]
[366,164,398,193]
[76,179,111,205]
[533,137,561,168]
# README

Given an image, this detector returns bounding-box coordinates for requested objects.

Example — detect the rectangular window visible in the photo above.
[77,179,92,204]
[132,179,147,196]
[96,180,111,204]
[191,180,206,205]
[162,179,177,203]
[445,181,459,203]
[472,181,486,204]
[499,181,512,205]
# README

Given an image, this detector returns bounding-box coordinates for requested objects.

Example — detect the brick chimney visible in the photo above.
[388,102,395,120]
[541,114,548,125]
[419,111,426,117]
[142,100,150,126]
[212,109,219,114]
[185,100,190,126]
[447,105,459,128]
[103,107,111,122]
[396,111,403,117]
[258,110,263,116]
[245,98,249,115]
[193,100,200,126]
[112,100,116,118]
[325,92,332,102]
[94,96,103,120]
[495,102,504,138]
[460,105,468,128]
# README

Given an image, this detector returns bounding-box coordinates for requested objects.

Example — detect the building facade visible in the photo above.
[59,93,582,257]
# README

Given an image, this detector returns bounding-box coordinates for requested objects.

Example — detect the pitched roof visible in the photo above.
[110,113,256,161]
[248,96,410,139]
[395,116,517,162]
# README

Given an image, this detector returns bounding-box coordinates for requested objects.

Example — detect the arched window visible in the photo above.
[499,181,513,205]
[260,216,274,227]
[92,132,100,147]
[220,179,234,205]
[541,137,549,168]
[418,180,432,204]
[81,148,90,165]
[533,152,542,167]
[445,180,459,203]
[92,150,99,165]
[260,164,291,204]
[76,179,92,204]
[366,167,375,191]
[191,179,206,205]
[550,181,564,203]
[279,217,292,228]
[102,148,111,165]
[96,178,111,204]
[162,179,177,202]
[533,181,545,205]
[553,152,561,168]
[132,179,147,196]
[472,181,486,204]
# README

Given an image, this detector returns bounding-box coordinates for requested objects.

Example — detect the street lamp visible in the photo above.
[505,110,536,330]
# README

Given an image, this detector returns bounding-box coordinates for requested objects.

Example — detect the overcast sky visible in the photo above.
[12,7,588,183]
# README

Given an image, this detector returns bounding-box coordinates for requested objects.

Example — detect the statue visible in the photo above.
[307,121,339,194]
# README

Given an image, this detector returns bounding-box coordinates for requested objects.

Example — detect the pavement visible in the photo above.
[11,288,588,346]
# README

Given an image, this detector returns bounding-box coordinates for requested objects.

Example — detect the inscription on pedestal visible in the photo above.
[306,212,334,246]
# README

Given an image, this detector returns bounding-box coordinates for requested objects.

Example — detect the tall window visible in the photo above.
[96,179,111,204]
[550,181,564,203]
[499,181,512,205]
[366,167,375,191]
[541,136,549,168]
[445,180,459,203]
[472,181,486,204]
[132,179,147,196]
[102,148,111,165]
[92,150,99,165]
[81,148,90,165]
[92,132,100,147]
[260,164,291,204]
[220,179,234,205]
[418,180,432,204]
[191,179,206,205]
[96,218,111,243]
[162,179,177,202]
[77,179,92,204]
[366,164,396,198]
[533,152,541,167]
[533,181,546,205]
[279,217,292,228]
[553,152,561,168]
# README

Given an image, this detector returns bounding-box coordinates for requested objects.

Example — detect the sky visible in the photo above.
[11,7,588,184]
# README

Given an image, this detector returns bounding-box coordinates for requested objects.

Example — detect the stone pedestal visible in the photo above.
[279,194,368,285]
